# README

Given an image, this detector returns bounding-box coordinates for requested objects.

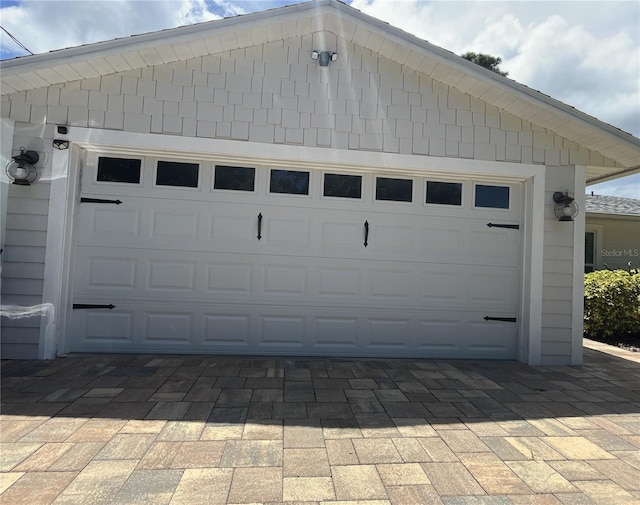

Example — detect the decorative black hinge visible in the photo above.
[487,223,519,230]
[484,316,517,322]
[81,197,123,205]
[73,304,116,310]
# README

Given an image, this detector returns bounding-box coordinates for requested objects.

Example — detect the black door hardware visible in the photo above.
[81,197,123,205]
[73,304,116,310]
[484,316,517,322]
[364,220,369,247]
[257,213,263,240]
[487,222,519,230]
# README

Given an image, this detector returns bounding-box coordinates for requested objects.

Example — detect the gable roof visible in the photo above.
[585,194,640,217]
[1,0,639,181]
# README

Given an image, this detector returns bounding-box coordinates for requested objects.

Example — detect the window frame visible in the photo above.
[374,176,414,203]
[213,165,257,193]
[322,172,364,200]
[425,180,464,207]
[154,159,201,190]
[269,169,311,197]
[95,155,144,186]
[473,183,511,210]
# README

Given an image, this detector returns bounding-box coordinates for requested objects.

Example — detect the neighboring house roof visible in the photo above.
[1,0,639,180]
[585,194,640,216]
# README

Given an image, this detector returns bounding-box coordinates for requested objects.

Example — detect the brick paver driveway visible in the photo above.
[1,340,639,504]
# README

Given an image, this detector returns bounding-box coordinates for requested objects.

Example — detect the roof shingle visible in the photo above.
[585,194,640,216]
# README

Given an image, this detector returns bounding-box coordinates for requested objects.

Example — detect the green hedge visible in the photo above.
[584,269,640,339]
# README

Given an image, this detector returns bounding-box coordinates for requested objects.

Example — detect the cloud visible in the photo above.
[588,174,640,199]
[348,0,640,137]
[0,0,225,57]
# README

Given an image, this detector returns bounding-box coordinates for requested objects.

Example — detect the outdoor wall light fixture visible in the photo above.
[5,147,39,185]
[553,190,579,221]
[311,50,337,66]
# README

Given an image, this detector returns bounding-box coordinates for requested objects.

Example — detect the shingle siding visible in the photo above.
[4,36,617,167]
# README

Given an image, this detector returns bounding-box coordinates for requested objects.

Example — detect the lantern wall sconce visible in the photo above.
[311,50,337,66]
[6,147,40,185]
[553,190,579,221]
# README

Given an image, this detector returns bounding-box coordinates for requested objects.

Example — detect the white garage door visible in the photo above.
[68,152,522,359]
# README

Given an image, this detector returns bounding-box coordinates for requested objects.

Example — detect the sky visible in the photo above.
[1,0,638,197]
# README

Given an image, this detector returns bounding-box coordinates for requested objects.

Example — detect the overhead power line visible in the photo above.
[0,25,34,55]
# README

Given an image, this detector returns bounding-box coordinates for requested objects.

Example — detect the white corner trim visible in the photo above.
[39,146,71,359]
[525,171,545,366]
[571,165,586,365]
[1,119,15,261]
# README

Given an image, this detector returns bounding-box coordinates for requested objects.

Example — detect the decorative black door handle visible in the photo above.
[257,213,263,240]
[364,220,369,247]
[81,197,123,205]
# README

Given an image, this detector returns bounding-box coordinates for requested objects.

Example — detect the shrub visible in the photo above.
[584,269,640,339]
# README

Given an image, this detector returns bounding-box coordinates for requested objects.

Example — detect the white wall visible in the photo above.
[0,33,613,362]
[0,123,54,358]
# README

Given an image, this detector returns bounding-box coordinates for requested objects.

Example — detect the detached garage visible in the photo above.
[1,0,639,364]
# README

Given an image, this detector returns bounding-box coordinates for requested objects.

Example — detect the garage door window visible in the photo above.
[214,165,255,191]
[323,173,362,199]
[97,156,141,184]
[475,184,510,209]
[270,169,309,195]
[426,181,462,205]
[376,177,413,202]
[156,161,199,188]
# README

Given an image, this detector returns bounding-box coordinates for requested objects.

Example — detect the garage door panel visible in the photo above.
[75,247,517,312]
[204,313,251,346]
[417,268,463,304]
[321,221,364,253]
[369,269,413,299]
[314,317,359,347]
[469,228,520,266]
[260,315,306,347]
[78,311,134,343]
[79,205,141,241]
[143,312,193,343]
[317,267,361,297]
[465,320,516,356]
[92,206,141,236]
[366,318,412,348]
[147,260,197,291]
[467,268,519,312]
[370,224,414,257]
[151,209,199,239]
[88,257,137,289]
[71,162,522,359]
[265,216,311,247]
[69,301,518,357]
[262,265,308,295]
[206,262,253,294]
[210,213,256,244]
[417,316,515,357]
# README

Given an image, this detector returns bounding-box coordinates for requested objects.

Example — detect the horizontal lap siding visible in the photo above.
[1,173,50,360]
[541,167,576,365]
